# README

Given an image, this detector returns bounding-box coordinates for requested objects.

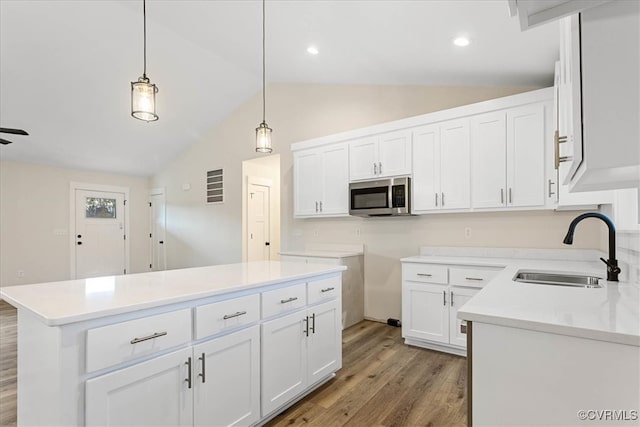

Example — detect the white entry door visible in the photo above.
[149,192,166,271]
[247,183,270,262]
[75,189,126,279]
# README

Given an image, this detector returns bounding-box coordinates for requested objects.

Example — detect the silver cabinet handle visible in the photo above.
[451,291,454,307]
[508,188,512,204]
[130,331,167,344]
[320,287,335,293]
[548,179,556,197]
[373,163,378,175]
[417,273,432,277]
[310,313,316,334]
[500,188,504,204]
[465,277,484,281]
[185,357,192,389]
[223,311,247,320]
[319,201,323,212]
[198,352,206,383]
[554,130,569,170]
[460,321,467,334]
[303,316,309,337]
[443,290,447,306]
[280,297,298,304]
[441,193,445,206]
[435,193,438,207]
[379,162,382,175]
[315,201,318,212]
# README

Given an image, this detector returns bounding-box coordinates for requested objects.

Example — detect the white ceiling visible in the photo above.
[0,0,559,176]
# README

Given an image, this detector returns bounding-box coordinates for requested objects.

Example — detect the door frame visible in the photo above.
[243,176,272,262]
[69,182,130,279]
[149,187,167,271]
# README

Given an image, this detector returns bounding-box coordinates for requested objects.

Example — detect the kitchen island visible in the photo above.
[0,261,346,426]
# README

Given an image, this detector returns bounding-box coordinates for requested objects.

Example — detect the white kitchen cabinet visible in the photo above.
[507,0,611,31]
[349,130,411,181]
[402,282,449,344]
[86,347,194,427]
[470,105,546,209]
[448,287,477,348]
[193,326,260,427]
[293,142,349,218]
[412,120,470,213]
[261,298,341,416]
[561,2,640,192]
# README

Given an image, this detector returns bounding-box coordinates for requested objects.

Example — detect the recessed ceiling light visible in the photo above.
[453,37,470,47]
[307,46,319,55]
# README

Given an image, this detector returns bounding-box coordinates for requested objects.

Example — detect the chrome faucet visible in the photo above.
[563,212,621,282]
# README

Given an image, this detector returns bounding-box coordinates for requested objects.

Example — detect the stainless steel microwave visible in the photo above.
[349,177,411,217]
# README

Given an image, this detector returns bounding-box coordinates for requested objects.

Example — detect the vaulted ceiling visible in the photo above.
[0,0,559,176]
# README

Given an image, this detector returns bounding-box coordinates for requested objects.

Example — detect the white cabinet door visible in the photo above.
[193,326,260,427]
[471,112,507,208]
[378,130,412,177]
[294,150,321,216]
[449,287,478,348]
[86,348,193,427]
[412,124,440,212]
[261,310,308,416]
[402,282,449,344]
[349,137,378,181]
[320,143,349,215]
[307,300,342,386]
[439,119,470,210]
[507,104,545,208]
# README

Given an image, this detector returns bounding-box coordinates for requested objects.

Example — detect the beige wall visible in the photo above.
[0,161,150,287]
[151,83,602,320]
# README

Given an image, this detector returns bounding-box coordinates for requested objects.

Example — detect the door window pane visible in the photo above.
[86,197,117,218]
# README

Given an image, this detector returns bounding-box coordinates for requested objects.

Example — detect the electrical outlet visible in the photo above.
[464,227,472,239]
[17,270,25,278]
[313,229,319,237]
[355,228,361,237]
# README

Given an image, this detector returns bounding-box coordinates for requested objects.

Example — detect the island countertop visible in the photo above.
[0,261,346,326]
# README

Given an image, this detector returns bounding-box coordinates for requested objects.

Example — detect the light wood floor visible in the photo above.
[0,301,466,426]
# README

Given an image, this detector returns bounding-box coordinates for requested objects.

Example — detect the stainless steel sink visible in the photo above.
[514,271,602,288]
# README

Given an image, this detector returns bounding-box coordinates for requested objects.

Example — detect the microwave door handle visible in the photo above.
[388,184,393,211]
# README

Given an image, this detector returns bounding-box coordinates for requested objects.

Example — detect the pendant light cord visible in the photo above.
[262,0,266,123]
[143,0,147,78]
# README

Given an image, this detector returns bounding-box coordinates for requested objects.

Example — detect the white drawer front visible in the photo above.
[449,266,501,288]
[308,276,341,305]
[403,263,448,284]
[262,283,307,318]
[86,308,191,373]
[195,294,260,340]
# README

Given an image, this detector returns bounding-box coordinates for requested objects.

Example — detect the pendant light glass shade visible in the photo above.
[256,121,272,153]
[131,76,158,122]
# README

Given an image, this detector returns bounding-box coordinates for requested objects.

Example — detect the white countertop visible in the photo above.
[0,261,346,326]
[279,250,364,258]
[401,255,640,346]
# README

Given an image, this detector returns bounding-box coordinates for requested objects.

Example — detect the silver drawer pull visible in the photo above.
[320,287,335,293]
[130,331,167,344]
[465,277,484,281]
[280,297,298,304]
[417,273,432,277]
[223,311,247,320]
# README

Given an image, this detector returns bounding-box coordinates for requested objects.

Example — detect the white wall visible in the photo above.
[152,83,603,321]
[0,160,150,287]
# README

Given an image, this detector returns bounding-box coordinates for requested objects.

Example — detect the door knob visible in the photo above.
[77,234,82,238]
[159,241,164,244]
[265,242,270,246]
[77,241,82,245]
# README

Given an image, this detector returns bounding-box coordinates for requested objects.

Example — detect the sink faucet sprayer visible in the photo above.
[562,212,621,282]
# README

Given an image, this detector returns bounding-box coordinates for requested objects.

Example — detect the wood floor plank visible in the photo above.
[0,300,17,427]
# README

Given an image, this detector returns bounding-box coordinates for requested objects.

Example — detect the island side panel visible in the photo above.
[472,322,640,426]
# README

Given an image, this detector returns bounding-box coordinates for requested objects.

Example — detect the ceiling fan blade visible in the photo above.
[0,127,29,136]
[0,138,13,145]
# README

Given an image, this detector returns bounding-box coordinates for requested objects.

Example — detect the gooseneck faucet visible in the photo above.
[563,212,621,281]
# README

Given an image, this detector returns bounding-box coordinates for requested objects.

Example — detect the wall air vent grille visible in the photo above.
[206,169,224,204]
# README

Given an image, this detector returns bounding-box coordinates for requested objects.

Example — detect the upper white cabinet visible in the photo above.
[349,130,412,181]
[471,105,546,209]
[559,2,640,192]
[293,142,349,218]
[412,120,470,212]
[507,0,611,31]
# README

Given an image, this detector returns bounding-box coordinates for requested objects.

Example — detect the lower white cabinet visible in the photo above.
[262,299,341,416]
[402,282,449,344]
[448,287,476,348]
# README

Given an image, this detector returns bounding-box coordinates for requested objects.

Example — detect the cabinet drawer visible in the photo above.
[403,263,448,284]
[86,308,191,373]
[262,283,307,318]
[308,276,341,305]
[449,266,501,288]
[195,294,260,340]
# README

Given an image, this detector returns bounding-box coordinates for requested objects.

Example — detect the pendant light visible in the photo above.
[131,0,159,122]
[256,0,272,153]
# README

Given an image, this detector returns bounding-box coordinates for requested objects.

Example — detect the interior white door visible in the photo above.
[307,300,342,386]
[149,192,166,271]
[377,130,412,177]
[320,144,349,215]
[75,189,126,279]
[412,124,441,211]
[471,112,507,208]
[449,287,478,348]
[402,282,449,344]
[439,119,471,210]
[247,183,270,262]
